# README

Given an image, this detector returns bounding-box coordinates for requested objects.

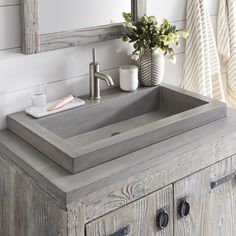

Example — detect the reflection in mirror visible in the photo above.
[21,0,146,54]
[39,0,131,34]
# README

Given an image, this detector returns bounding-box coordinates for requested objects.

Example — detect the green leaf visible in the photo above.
[121,12,188,59]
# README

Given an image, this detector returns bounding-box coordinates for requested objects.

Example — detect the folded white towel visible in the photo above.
[218,0,236,107]
[181,0,224,101]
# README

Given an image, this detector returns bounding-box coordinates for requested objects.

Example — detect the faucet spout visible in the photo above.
[94,72,114,87]
[89,48,114,100]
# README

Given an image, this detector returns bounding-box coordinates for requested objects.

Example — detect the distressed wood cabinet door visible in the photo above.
[0,156,67,236]
[174,156,236,236]
[86,185,173,236]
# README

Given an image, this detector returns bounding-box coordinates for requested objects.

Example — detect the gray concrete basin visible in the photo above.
[7,83,227,174]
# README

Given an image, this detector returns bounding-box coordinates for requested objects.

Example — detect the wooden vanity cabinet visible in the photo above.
[174,156,236,236]
[0,157,67,236]
[2,155,236,236]
[86,185,173,236]
[85,156,236,236]
[1,147,236,235]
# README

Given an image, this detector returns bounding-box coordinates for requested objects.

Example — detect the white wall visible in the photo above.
[0,0,220,130]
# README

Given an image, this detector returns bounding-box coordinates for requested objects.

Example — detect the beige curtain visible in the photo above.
[181,0,224,101]
[217,0,236,107]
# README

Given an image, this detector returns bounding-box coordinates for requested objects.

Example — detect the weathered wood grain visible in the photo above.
[67,202,85,236]
[1,111,236,235]
[86,185,173,236]
[73,132,236,223]
[0,137,67,209]
[39,24,125,52]
[0,155,67,236]
[20,0,39,54]
[2,116,236,223]
[174,155,236,236]
[39,0,147,52]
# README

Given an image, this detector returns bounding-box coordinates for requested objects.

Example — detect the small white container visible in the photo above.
[119,65,139,92]
[31,84,47,113]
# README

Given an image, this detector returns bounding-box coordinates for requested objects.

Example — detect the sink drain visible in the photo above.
[110,132,122,137]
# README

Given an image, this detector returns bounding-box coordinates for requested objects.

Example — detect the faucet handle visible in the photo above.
[92,48,96,63]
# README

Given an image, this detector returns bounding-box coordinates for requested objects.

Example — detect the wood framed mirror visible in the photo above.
[20,0,146,54]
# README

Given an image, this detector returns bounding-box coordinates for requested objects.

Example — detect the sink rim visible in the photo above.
[74,102,223,153]
[7,83,227,173]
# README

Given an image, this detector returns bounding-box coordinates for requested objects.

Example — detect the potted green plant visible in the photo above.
[122,13,188,86]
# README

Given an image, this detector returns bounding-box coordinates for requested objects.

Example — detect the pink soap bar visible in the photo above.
[47,95,74,111]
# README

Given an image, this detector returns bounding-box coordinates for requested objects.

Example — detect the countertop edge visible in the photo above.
[0,109,236,209]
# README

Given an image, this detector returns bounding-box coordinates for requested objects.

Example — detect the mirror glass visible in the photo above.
[39,0,131,34]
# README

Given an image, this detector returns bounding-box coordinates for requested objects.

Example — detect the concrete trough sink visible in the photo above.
[7,83,227,174]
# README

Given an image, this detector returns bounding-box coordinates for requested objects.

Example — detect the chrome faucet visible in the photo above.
[89,48,114,100]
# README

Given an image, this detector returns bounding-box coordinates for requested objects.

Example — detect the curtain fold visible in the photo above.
[218,0,236,107]
[181,0,224,101]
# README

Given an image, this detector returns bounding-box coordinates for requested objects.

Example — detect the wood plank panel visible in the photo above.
[0,3,216,94]
[147,0,219,20]
[174,156,236,236]
[0,1,220,129]
[86,185,173,236]
[0,0,19,7]
[147,0,187,22]
[67,202,85,236]
[0,155,68,236]
[81,127,236,223]
[0,67,119,130]
[0,39,131,94]
[20,0,39,54]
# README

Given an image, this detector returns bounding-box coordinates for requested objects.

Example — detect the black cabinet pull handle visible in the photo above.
[156,208,169,230]
[210,171,236,189]
[109,224,131,236]
[178,199,190,218]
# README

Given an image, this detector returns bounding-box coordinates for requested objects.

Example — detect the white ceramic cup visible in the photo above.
[119,65,139,92]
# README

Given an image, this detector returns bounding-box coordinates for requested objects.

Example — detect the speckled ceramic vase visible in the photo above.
[132,50,165,87]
